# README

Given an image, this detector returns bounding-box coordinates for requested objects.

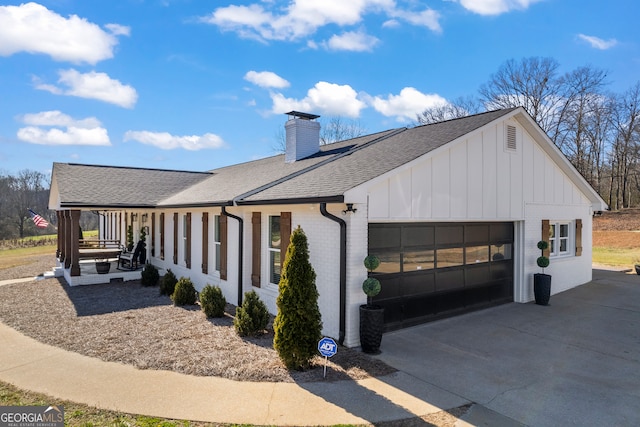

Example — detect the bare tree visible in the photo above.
[5,169,49,238]
[479,57,563,134]
[552,66,609,177]
[416,96,482,125]
[610,83,640,208]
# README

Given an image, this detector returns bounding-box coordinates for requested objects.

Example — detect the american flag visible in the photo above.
[28,208,49,229]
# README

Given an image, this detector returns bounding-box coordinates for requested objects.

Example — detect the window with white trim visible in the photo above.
[549,221,571,257]
[269,215,281,285]
[214,215,221,272]
[183,214,188,263]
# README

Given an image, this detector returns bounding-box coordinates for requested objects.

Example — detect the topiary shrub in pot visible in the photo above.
[234,290,270,337]
[171,277,197,306]
[360,254,384,354]
[200,284,226,318]
[159,268,178,296]
[141,264,159,287]
[534,240,551,306]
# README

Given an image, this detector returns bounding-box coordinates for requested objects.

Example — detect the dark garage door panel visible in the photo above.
[369,222,514,331]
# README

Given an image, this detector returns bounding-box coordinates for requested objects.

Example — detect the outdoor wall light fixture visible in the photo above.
[141,213,148,223]
[342,203,357,215]
[131,213,138,221]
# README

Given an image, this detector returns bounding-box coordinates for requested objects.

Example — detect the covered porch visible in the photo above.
[54,209,145,286]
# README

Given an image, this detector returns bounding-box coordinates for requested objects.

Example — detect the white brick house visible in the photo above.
[49,108,607,348]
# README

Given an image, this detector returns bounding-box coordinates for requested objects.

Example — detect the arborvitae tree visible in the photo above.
[273,226,322,370]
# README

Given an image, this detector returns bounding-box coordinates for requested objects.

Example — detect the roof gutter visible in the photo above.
[320,202,346,346]
[221,206,244,307]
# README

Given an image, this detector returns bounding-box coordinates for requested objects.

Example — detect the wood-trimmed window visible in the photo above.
[543,219,581,258]
[268,212,291,286]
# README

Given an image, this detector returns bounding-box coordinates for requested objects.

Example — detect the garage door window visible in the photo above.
[466,246,490,264]
[403,250,435,272]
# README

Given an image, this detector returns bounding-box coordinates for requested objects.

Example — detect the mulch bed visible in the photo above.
[0,262,395,383]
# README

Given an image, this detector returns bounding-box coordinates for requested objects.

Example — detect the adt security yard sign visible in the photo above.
[318,337,337,357]
[318,337,337,378]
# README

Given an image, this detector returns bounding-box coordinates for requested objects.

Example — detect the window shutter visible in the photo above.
[575,219,583,256]
[186,213,192,269]
[159,213,165,260]
[281,212,292,258]
[202,213,208,274]
[220,214,228,280]
[251,212,261,287]
[541,220,550,258]
[173,212,178,264]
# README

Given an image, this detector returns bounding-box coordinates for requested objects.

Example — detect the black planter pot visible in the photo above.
[359,304,384,354]
[635,265,640,275]
[96,261,111,274]
[534,273,552,306]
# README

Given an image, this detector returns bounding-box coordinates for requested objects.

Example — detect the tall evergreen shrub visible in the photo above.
[273,226,322,370]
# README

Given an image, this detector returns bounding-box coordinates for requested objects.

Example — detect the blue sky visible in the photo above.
[0,0,638,176]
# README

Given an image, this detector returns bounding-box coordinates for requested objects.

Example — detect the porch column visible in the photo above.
[70,209,81,276]
[63,210,71,269]
[56,210,62,259]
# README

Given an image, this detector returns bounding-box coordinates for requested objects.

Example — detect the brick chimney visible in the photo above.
[285,111,320,163]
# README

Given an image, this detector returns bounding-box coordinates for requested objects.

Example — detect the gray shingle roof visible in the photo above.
[51,109,517,208]
[52,163,212,208]
[240,108,517,203]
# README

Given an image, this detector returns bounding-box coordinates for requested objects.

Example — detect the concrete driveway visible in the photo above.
[374,269,640,427]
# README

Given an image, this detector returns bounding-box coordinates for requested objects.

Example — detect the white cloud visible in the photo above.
[578,34,618,50]
[202,0,442,44]
[244,70,290,88]
[20,110,101,128]
[0,2,128,64]
[456,0,541,16]
[123,131,226,151]
[323,30,380,52]
[371,87,448,121]
[270,81,366,118]
[17,110,110,146]
[105,23,131,36]
[35,69,138,108]
[389,8,441,32]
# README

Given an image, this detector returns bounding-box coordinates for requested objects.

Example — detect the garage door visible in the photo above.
[368,222,514,331]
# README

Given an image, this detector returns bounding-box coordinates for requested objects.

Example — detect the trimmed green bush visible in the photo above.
[273,226,322,370]
[140,264,159,287]
[200,285,226,318]
[171,277,197,306]
[234,290,269,337]
[159,269,178,296]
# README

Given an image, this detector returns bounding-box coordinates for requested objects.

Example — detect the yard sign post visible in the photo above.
[318,337,337,378]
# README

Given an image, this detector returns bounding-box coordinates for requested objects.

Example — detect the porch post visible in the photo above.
[63,210,71,269]
[70,209,81,276]
[56,210,62,259]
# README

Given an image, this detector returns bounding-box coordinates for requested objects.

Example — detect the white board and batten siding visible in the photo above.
[346,115,597,305]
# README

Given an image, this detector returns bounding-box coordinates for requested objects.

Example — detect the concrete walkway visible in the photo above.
[0,317,469,426]
[1,269,638,426]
